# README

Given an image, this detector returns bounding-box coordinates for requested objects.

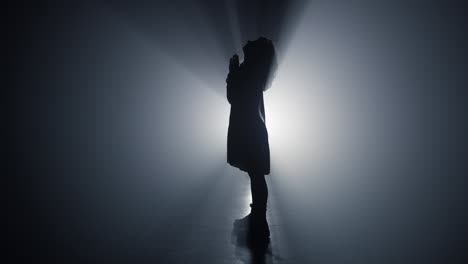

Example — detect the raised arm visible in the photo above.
[226,54,239,104]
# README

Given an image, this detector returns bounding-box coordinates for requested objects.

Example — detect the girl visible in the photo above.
[226,37,277,239]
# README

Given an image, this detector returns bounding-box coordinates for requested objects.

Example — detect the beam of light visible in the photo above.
[223,0,244,57]
[101,0,352,246]
[263,2,371,209]
[105,0,310,97]
[17,2,464,262]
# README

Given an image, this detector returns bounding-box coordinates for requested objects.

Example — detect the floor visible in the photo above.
[152,169,290,264]
[13,163,463,264]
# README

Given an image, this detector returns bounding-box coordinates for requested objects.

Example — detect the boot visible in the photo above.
[248,203,270,240]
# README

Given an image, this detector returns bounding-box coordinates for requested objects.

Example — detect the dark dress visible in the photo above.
[226,63,270,175]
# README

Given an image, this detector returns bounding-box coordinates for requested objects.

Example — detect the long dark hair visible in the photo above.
[243,37,278,91]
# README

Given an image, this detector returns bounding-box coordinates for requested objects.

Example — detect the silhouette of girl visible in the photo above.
[227,37,277,239]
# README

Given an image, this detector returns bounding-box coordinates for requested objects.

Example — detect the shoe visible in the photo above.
[249,204,270,240]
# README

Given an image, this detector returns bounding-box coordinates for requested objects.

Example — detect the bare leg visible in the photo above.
[247,172,269,239]
[233,172,270,240]
[248,172,268,216]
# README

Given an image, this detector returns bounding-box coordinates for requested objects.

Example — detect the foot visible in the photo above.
[249,213,270,240]
[233,204,270,240]
[233,213,251,230]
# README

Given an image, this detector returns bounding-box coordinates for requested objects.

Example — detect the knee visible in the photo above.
[249,172,265,184]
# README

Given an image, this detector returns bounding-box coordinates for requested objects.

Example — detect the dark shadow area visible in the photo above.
[231,219,273,264]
